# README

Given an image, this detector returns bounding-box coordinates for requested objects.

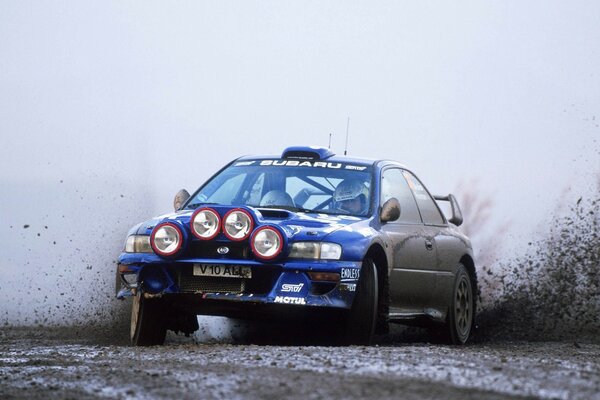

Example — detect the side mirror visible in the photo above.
[433,194,463,226]
[173,189,191,211]
[380,198,401,223]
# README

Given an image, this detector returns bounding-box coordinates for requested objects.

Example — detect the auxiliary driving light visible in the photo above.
[151,222,183,257]
[251,226,283,260]
[223,209,253,241]
[191,208,220,240]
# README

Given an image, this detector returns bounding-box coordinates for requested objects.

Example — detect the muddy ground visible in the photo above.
[1,325,599,400]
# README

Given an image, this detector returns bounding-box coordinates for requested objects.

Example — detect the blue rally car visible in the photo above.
[117,146,476,346]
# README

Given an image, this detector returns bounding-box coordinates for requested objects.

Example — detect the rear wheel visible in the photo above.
[445,264,474,344]
[344,258,378,345]
[130,292,167,346]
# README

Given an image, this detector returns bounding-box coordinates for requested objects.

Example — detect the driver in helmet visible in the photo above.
[333,179,369,214]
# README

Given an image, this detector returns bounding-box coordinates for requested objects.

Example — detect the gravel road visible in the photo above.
[1,326,598,400]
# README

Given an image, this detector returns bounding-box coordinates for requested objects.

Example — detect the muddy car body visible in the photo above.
[117,146,476,345]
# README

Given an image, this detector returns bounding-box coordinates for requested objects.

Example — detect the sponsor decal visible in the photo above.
[339,283,357,292]
[257,159,367,170]
[260,159,342,168]
[281,283,304,293]
[344,165,368,171]
[274,296,306,305]
[340,268,360,280]
[236,159,369,171]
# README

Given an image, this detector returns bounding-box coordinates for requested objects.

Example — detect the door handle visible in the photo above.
[425,240,433,251]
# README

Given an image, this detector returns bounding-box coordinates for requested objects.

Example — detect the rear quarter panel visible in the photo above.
[431,226,474,319]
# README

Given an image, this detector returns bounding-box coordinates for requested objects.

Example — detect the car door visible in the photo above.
[402,170,453,318]
[379,167,438,314]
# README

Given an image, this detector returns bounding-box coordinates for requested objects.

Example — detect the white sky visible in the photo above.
[0,1,598,324]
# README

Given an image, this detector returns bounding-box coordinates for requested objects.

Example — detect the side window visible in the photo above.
[380,168,421,224]
[402,171,445,225]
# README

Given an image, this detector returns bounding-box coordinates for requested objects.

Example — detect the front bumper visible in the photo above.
[116,253,362,312]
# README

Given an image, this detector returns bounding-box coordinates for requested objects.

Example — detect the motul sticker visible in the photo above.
[274,296,306,305]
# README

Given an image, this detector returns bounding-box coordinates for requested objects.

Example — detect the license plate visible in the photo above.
[192,264,252,279]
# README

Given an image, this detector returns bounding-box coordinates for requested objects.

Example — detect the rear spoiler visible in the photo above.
[433,194,463,226]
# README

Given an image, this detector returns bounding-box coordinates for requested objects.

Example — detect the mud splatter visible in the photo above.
[477,196,600,342]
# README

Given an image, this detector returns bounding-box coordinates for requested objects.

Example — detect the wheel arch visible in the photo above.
[365,243,389,334]
[459,254,478,311]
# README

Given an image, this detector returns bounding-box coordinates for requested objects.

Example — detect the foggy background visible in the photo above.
[1,1,598,327]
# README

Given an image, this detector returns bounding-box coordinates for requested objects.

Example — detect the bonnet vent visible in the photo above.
[256,208,291,219]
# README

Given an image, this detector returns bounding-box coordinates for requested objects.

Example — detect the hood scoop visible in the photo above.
[256,208,292,219]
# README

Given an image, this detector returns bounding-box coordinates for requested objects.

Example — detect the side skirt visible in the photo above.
[388,307,446,324]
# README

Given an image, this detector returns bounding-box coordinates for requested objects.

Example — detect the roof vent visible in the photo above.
[281,146,335,160]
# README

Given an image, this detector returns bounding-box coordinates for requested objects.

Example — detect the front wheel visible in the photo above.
[445,264,474,344]
[344,258,378,345]
[130,292,167,346]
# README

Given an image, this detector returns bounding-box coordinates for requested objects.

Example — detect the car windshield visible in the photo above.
[186,159,374,217]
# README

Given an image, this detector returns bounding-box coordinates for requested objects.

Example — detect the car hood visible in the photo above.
[265,211,370,241]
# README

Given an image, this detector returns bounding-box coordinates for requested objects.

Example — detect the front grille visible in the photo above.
[179,275,246,294]
[185,241,251,260]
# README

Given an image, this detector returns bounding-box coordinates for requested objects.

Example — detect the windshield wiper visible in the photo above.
[255,205,312,213]
[185,202,219,210]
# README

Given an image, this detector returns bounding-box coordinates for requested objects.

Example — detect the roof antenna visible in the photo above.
[344,116,350,155]
[328,133,332,149]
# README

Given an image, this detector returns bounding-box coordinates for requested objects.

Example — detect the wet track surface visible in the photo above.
[1,327,599,400]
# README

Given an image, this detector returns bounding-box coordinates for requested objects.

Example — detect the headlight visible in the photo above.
[289,242,342,260]
[251,226,283,260]
[151,222,183,257]
[124,235,152,253]
[191,208,220,240]
[320,243,342,260]
[223,209,253,241]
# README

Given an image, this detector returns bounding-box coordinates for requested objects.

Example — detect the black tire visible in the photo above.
[130,292,167,346]
[344,258,378,345]
[445,264,474,345]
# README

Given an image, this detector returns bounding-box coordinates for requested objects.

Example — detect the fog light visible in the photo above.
[141,268,167,294]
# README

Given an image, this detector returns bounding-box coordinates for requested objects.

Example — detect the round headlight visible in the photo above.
[150,223,183,257]
[191,208,220,240]
[251,226,283,260]
[223,209,253,241]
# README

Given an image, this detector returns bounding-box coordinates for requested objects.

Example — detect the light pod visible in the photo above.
[150,222,183,257]
[223,209,254,241]
[190,207,221,240]
[251,226,284,260]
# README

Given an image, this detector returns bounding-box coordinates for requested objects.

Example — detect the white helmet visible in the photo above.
[260,190,295,208]
[333,179,369,214]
